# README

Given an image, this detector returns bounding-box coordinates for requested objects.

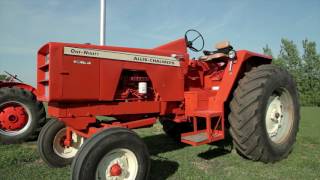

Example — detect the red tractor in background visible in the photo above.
[36,30,299,180]
[0,71,46,144]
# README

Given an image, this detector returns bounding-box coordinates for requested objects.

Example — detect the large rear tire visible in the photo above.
[71,127,150,180]
[38,118,83,167]
[229,64,299,163]
[0,87,46,144]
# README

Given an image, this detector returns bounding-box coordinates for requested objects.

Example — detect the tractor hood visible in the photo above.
[36,40,188,102]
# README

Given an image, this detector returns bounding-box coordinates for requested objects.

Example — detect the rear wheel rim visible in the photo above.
[53,128,82,159]
[96,148,138,180]
[265,88,294,144]
[0,101,32,136]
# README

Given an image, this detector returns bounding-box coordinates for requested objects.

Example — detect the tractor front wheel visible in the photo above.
[37,118,83,167]
[229,64,300,163]
[71,127,150,180]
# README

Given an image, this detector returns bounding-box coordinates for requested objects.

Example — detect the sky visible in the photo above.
[0,0,319,86]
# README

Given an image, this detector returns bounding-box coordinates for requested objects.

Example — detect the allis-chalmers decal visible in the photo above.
[64,47,180,67]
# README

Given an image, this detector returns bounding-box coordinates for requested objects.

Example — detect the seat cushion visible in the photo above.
[215,41,230,50]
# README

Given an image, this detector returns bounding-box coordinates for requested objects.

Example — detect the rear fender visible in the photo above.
[212,50,272,112]
[0,82,37,96]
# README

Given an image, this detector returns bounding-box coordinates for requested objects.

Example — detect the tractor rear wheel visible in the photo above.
[71,127,150,180]
[38,118,83,167]
[229,64,299,163]
[0,87,46,144]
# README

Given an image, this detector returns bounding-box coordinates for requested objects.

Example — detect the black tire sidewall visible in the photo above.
[259,69,299,158]
[72,128,150,180]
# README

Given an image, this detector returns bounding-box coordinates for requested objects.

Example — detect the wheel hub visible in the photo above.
[105,155,129,179]
[266,96,283,138]
[109,164,122,177]
[0,105,28,131]
[265,89,295,144]
[96,148,138,180]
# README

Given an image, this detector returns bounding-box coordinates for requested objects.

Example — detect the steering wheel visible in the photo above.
[184,29,205,52]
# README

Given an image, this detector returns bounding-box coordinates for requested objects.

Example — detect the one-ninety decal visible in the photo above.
[64,47,180,67]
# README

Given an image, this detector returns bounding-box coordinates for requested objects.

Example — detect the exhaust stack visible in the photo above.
[100,0,106,46]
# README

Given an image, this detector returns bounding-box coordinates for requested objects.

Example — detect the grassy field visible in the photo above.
[0,107,319,180]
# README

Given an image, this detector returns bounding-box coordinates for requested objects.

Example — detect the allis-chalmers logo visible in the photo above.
[133,56,176,66]
[64,47,180,67]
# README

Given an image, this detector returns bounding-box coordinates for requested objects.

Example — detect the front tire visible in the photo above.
[38,118,83,167]
[71,127,150,180]
[229,64,299,163]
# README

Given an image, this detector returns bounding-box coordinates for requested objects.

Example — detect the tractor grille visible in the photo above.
[37,44,50,101]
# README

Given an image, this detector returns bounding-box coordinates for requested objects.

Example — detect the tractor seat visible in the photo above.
[199,41,231,62]
[215,41,231,50]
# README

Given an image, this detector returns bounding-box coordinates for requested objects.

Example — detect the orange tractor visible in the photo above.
[36,30,299,179]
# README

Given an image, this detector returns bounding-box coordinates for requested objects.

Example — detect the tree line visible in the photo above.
[263,39,320,106]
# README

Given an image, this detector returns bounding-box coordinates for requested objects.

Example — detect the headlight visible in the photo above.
[228,50,236,59]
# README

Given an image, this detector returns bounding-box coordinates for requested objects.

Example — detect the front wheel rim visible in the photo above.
[96,148,139,180]
[265,88,294,144]
[53,128,83,159]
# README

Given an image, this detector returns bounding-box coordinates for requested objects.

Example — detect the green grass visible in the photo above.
[1,107,319,180]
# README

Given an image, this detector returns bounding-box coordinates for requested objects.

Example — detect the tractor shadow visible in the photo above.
[142,134,185,180]
[197,140,233,160]
[197,147,231,160]
[143,134,187,156]
[142,134,233,179]
[149,159,179,180]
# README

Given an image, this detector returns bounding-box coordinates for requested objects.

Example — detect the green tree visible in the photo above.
[262,44,285,67]
[278,39,302,71]
[301,39,320,106]
[278,39,303,96]
[0,74,7,81]
[263,44,273,57]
